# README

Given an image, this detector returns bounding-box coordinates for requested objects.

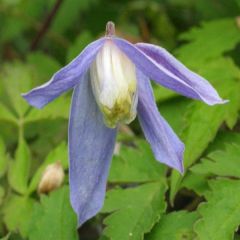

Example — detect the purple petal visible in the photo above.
[137,70,184,173]
[69,72,117,226]
[113,38,226,105]
[22,38,105,109]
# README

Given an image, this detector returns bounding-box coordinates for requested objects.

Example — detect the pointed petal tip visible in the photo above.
[21,92,44,109]
[204,98,229,106]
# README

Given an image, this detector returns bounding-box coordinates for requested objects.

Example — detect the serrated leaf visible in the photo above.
[28,142,68,194]
[3,195,35,237]
[191,141,240,177]
[176,18,240,65]
[109,140,166,183]
[101,182,167,240]
[28,186,78,240]
[194,179,240,240]
[170,57,240,202]
[8,136,31,194]
[146,211,199,240]
[181,172,209,197]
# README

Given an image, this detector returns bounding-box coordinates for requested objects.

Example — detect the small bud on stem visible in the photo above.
[105,21,115,37]
[38,161,64,194]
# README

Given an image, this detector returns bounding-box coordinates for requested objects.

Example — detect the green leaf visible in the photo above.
[8,136,31,194]
[170,57,240,202]
[181,172,209,197]
[50,0,97,34]
[67,31,93,62]
[25,96,70,123]
[146,211,199,240]
[27,52,61,83]
[194,179,240,240]
[0,186,5,206]
[28,186,78,240]
[0,63,36,118]
[157,98,191,136]
[101,182,167,240]
[3,195,35,237]
[191,141,240,178]
[0,103,18,125]
[28,142,68,194]
[176,18,240,66]
[109,139,166,183]
[0,138,8,178]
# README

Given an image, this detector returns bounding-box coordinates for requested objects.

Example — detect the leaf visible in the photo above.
[176,18,240,66]
[191,141,240,178]
[28,142,68,194]
[0,63,36,118]
[0,186,5,206]
[25,96,70,123]
[3,195,35,237]
[205,131,240,154]
[101,182,167,240]
[170,57,240,202]
[8,136,31,194]
[50,0,97,34]
[27,52,61,83]
[109,140,166,183]
[157,98,191,136]
[67,31,93,62]
[181,172,209,197]
[194,179,240,240]
[0,103,18,125]
[0,138,8,178]
[152,83,177,102]
[146,211,199,240]
[28,186,78,240]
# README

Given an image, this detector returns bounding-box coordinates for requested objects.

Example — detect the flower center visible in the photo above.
[90,40,138,128]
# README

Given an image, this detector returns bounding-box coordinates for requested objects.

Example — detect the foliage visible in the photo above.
[0,0,239,240]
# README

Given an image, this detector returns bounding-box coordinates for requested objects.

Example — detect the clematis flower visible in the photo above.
[22,21,226,225]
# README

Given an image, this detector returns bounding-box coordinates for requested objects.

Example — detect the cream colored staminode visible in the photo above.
[38,161,64,194]
[90,40,138,128]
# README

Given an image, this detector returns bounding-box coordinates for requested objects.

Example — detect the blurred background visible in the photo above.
[0,0,239,239]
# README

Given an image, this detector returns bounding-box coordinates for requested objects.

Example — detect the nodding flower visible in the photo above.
[22,21,227,226]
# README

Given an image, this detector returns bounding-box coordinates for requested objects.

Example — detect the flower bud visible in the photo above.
[38,161,64,194]
[90,40,138,128]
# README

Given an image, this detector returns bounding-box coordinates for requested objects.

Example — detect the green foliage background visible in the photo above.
[0,0,240,239]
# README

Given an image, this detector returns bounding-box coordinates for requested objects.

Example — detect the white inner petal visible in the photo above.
[90,40,138,128]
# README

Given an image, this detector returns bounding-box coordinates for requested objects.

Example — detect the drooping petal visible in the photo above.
[137,70,184,173]
[113,38,226,105]
[69,72,117,226]
[22,38,105,109]
[136,43,226,105]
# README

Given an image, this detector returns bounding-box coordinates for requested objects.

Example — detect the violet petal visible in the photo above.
[137,70,184,173]
[69,72,117,225]
[22,38,105,109]
[113,38,226,105]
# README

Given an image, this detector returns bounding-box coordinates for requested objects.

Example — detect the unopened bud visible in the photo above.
[38,161,64,194]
